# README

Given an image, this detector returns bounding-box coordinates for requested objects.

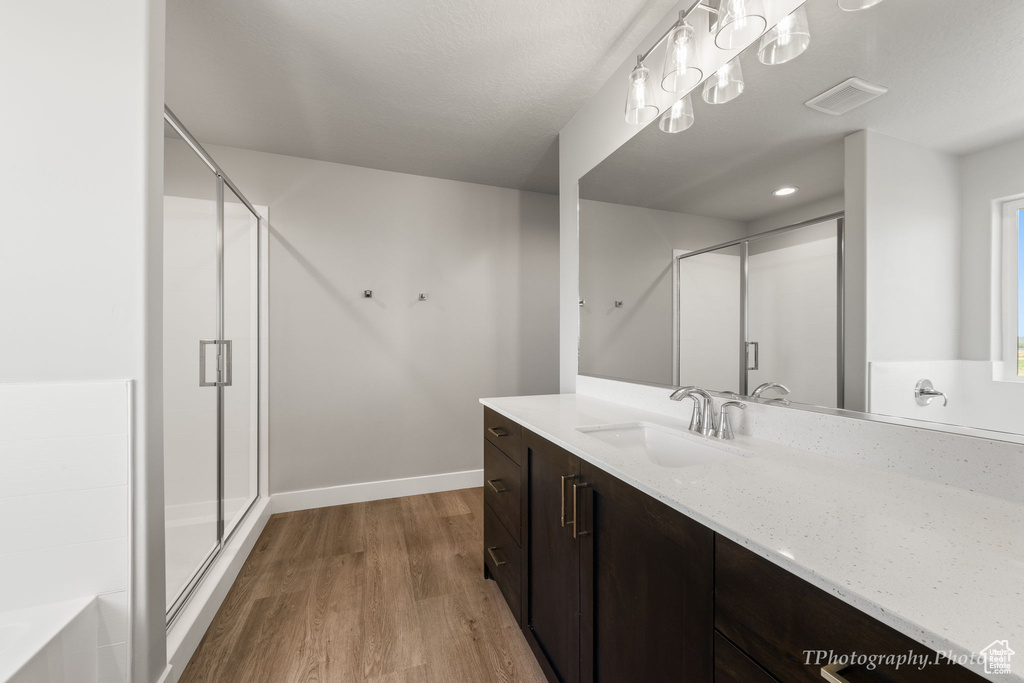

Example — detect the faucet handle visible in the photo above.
[715,401,746,440]
[914,379,948,407]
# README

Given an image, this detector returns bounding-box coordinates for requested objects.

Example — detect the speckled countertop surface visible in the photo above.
[481,393,1024,683]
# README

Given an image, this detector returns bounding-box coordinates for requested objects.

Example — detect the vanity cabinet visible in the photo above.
[483,408,986,683]
[520,429,714,683]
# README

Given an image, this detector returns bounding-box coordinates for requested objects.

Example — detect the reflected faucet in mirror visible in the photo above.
[751,382,791,400]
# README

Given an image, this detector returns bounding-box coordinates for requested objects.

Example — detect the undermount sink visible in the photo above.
[577,422,754,468]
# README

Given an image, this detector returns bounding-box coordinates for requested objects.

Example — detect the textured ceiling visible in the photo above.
[581,0,1024,221]
[165,0,682,194]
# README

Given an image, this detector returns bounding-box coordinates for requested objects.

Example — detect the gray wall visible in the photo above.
[169,144,559,495]
[579,199,745,385]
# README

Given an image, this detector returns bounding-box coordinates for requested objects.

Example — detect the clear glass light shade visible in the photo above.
[715,0,767,50]
[838,0,885,10]
[661,22,703,93]
[759,6,810,65]
[624,62,659,125]
[702,58,744,105]
[658,95,695,134]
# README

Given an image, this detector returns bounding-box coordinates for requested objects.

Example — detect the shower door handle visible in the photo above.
[199,339,233,387]
[746,341,760,371]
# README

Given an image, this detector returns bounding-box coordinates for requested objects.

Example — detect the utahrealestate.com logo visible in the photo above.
[980,641,1015,676]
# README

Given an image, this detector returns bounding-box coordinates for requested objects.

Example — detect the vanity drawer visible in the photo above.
[483,406,522,464]
[483,440,521,543]
[715,631,777,683]
[484,504,522,624]
[715,536,985,683]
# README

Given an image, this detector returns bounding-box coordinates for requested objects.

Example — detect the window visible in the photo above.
[1001,199,1024,379]
[1018,207,1023,376]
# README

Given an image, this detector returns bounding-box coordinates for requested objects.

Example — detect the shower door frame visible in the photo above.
[672,211,846,408]
[164,106,264,626]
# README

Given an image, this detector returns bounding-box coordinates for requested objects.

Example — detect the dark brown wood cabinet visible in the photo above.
[519,428,714,683]
[482,407,526,626]
[714,536,986,683]
[523,431,582,683]
[482,408,987,683]
[578,460,714,682]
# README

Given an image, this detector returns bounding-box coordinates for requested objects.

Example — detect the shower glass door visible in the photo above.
[163,107,262,623]
[163,121,221,617]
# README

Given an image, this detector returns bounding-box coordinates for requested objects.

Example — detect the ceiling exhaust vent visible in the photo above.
[805,78,888,115]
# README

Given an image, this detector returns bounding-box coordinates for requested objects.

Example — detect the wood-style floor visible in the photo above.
[179,487,547,683]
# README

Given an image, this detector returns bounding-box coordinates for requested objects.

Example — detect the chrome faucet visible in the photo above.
[750,382,790,400]
[669,386,716,436]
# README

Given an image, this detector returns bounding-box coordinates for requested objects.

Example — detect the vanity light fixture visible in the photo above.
[659,94,696,133]
[702,57,744,105]
[715,0,767,50]
[758,5,810,65]
[838,0,885,11]
[661,17,703,93]
[624,56,659,125]
[772,186,799,196]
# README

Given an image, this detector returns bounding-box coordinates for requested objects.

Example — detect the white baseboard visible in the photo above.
[271,469,484,514]
[156,664,174,683]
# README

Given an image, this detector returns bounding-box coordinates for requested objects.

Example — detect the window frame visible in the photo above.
[999,197,1024,381]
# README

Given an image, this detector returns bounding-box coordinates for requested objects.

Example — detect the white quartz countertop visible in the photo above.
[480,393,1024,683]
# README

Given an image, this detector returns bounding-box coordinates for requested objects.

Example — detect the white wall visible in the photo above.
[0,3,166,682]
[0,383,131,682]
[959,135,1024,360]
[167,144,560,496]
[843,130,962,412]
[579,199,745,385]
[861,131,962,364]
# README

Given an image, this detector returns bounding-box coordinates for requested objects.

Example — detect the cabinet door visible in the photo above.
[524,432,581,683]
[578,461,714,683]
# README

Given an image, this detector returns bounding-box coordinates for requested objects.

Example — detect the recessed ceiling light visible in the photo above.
[772,186,799,197]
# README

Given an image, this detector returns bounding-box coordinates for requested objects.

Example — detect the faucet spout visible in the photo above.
[669,386,715,436]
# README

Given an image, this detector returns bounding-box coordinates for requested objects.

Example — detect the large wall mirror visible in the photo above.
[579,0,1024,440]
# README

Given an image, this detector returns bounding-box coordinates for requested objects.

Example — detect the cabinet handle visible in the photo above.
[486,546,507,567]
[572,482,590,539]
[487,427,508,438]
[560,474,577,528]
[821,663,851,683]
[486,478,507,493]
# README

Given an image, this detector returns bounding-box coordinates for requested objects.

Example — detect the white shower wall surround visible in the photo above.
[577,375,1024,504]
[0,381,131,682]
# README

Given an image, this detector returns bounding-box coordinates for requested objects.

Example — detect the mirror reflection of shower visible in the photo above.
[674,214,844,408]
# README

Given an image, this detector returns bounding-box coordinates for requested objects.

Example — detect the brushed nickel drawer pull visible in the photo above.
[572,482,590,539]
[487,427,509,438]
[486,479,508,493]
[560,474,577,528]
[821,663,851,683]
[486,546,506,567]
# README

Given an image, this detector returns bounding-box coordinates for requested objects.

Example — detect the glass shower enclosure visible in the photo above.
[674,214,844,408]
[162,107,262,624]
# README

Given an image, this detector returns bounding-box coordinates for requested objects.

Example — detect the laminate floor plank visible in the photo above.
[178,488,545,683]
